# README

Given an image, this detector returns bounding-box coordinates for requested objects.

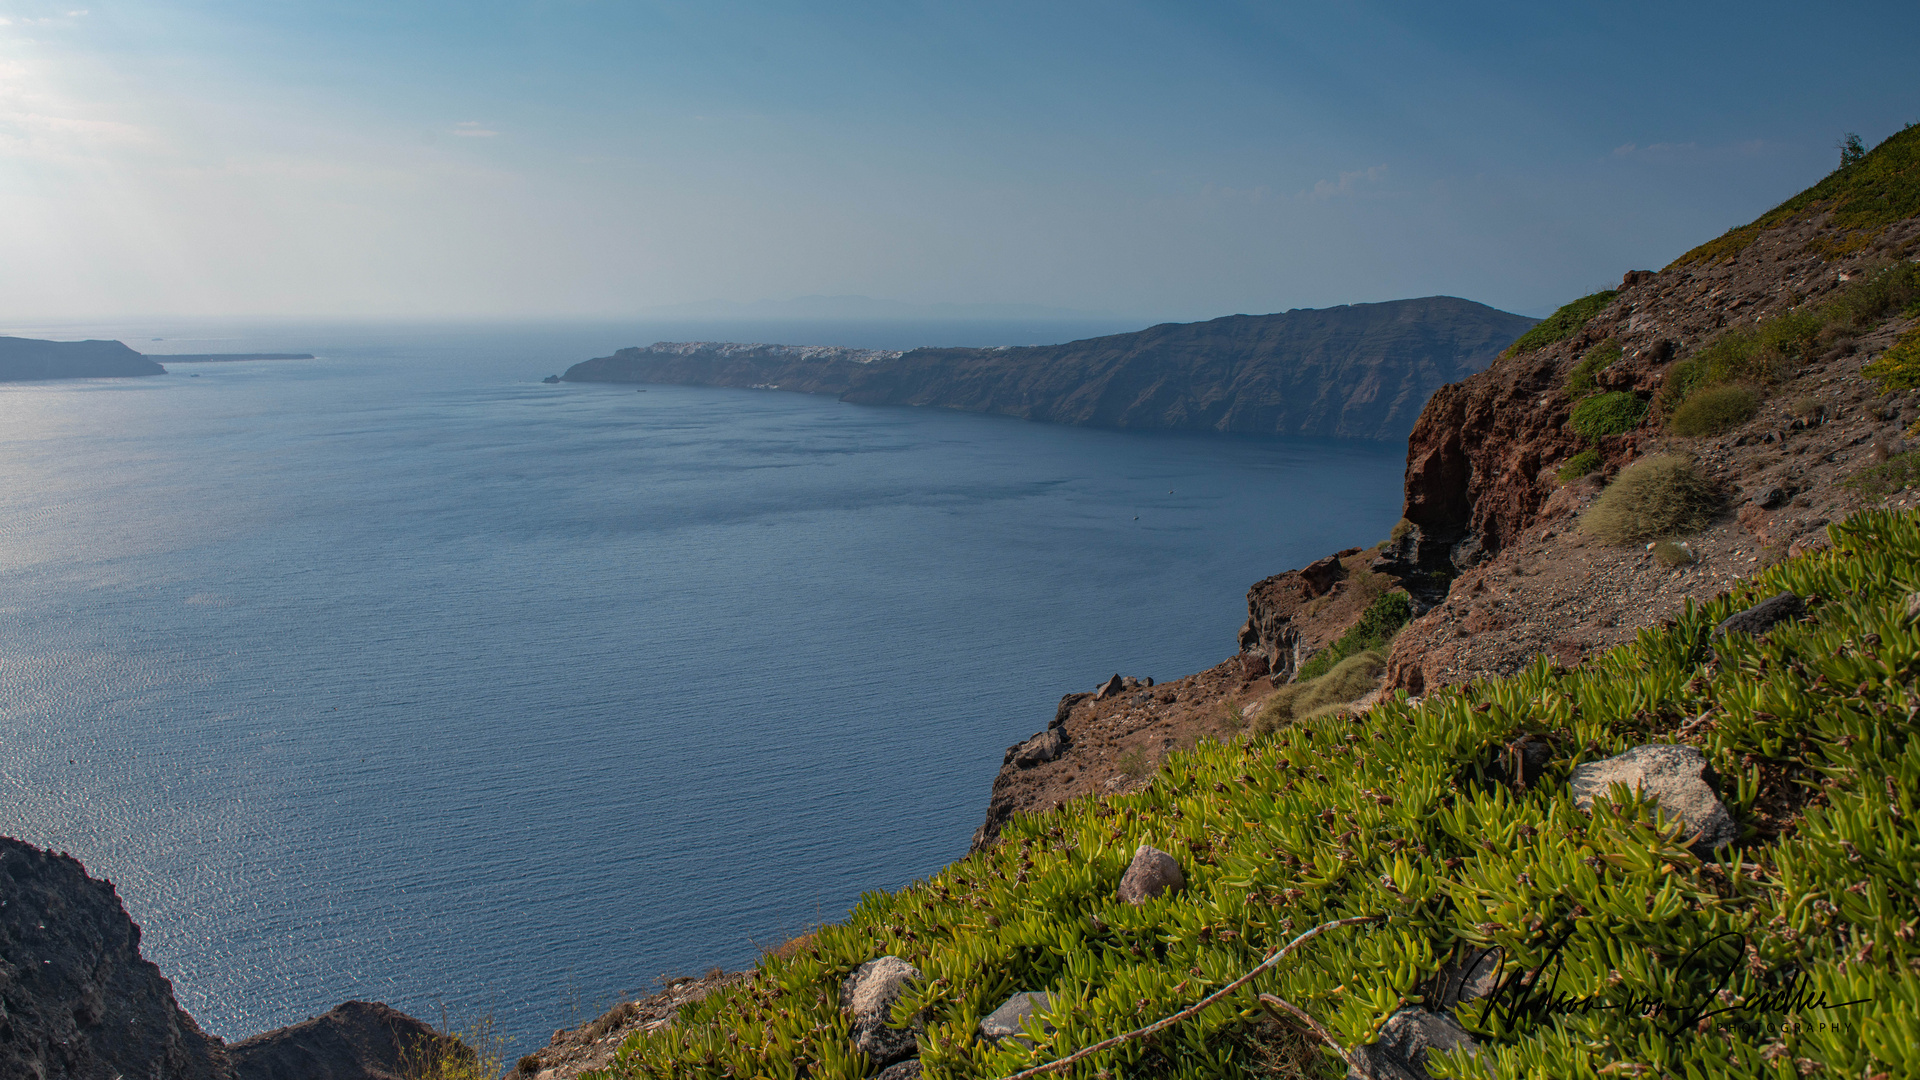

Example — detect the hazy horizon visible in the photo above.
[2,2,1915,324]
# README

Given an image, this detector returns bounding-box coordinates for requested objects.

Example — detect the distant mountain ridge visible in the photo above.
[558,296,1537,441]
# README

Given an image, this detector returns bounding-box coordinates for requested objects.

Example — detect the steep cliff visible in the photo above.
[0,337,166,381]
[558,297,1536,441]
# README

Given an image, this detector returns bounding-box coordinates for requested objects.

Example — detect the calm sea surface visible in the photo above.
[0,320,1407,1052]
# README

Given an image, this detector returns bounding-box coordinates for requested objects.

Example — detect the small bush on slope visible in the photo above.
[607,509,1920,1080]
[1668,383,1761,437]
[1581,455,1719,545]
[1253,651,1384,734]
[1293,592,1413,683]
[1556,449,1602,484]
[1568,391,1647,440]
[1563,340,1622,399]
[1863,324,1920,392]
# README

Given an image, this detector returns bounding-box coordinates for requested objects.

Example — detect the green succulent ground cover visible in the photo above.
[1675,123,1920,266]
[605,509,1920,1080]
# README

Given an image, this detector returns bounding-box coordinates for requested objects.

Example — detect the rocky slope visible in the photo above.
[557,297,1536,441]
[0,336,166,381]
[0,836,447,1080]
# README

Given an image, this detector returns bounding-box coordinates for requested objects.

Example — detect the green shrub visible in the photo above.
[1667,382,1760,436]
[1568,391,1646,439]
[1253,651,1385,734]
[1863,324,1920,391]
[1503,290,1618,357]
[1845,447,1920,497]
[1580,454,1719,544]
[1292,592,1413,683]
[1563,339,1622,398]
[609,508,1920,1080]
[1556,449,1602,483]
[1790,394,1826,420]
[1676,121,1920,264]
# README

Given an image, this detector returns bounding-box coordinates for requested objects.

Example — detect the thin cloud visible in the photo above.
[1300,164,1387,201]
[1612,139,1768,160]
[452,120,498,137]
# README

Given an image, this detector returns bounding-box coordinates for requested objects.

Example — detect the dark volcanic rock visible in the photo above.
[1717,592,1806,637]
[560,298,1535,441]
[1348,1007,1479,1080]
[0,336,166,381]
[229,1001,446,1080]
[0,837,231,1080]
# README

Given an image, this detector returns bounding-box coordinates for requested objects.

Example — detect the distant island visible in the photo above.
[149,353,316,363]
[0,338,322,381]
[0,336,166,381]
[554,296,1537,441]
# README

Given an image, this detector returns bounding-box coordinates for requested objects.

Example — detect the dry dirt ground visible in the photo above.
[509,970,742,1080]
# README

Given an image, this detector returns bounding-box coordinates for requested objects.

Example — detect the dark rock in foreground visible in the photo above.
[0,835,444,1080]
[0,837,230,1080]
[229,1001,446,1080]
[0,336,166,381]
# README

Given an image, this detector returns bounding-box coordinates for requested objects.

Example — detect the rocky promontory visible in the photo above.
[557,297,1536,441]
[0,337,166,381]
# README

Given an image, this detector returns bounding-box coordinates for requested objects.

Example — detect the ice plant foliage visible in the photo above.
[607,509,1920,1079]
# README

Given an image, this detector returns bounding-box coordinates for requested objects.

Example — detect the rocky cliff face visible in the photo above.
[0,337,166,381]
[841,298,1534,439]
[0,837,230,1080]
[559,298,1536,441]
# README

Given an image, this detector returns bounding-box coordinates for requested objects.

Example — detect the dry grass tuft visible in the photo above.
[1580,455,1719,545]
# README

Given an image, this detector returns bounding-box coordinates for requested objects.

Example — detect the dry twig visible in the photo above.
[993,913,1382,1080]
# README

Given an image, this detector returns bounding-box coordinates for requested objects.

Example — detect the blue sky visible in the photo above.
[1,1,1915,321]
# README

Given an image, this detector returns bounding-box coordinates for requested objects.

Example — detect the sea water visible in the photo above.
[0,320,1407,1051]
